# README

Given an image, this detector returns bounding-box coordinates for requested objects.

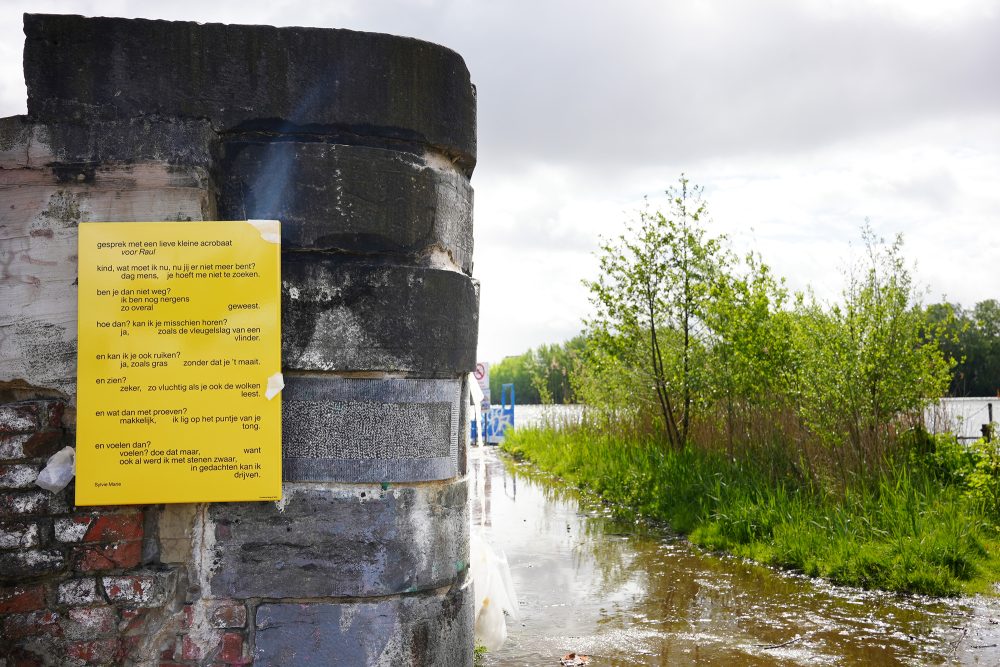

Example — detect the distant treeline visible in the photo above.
[488,337,585,404]
[928,300,1000,397]
[491,302,1000,405]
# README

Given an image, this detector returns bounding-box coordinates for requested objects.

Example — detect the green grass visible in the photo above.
[502,424,1000,596]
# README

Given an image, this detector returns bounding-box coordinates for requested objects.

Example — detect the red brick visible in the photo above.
[120,634,143,659]
[0,584,46,613]
[73,541,142,571]
[2,610,61,640]
[159,638,178,660]
[103,574,166,606]
[62,605,117,639]
[66,638,119,664]
[84,512,143,543]
[209,602,247,628]
[68,503,120,514]
[182,635,203,661]
[218,632,247,664]
[42,402,66,431]
[22,430,64,459]
[120,608,148,633]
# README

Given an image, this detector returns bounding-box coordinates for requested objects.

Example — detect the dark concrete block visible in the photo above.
[24,14,476,171]
[209,479,469,598]
[282,376,462,483]
[0,116,215,169]
[216,140,473,273]
[254,581,473,666]
[281,258,479,376]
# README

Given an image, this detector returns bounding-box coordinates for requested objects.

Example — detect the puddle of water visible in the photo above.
[470,446,1000,666]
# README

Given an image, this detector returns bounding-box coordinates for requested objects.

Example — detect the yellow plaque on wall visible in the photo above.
[75,221,282,505]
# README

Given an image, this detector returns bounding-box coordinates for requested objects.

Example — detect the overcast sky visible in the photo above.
[2,0,997,362]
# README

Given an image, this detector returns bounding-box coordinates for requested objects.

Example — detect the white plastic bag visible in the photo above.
[35,446,75,492]
[469,530,519,651]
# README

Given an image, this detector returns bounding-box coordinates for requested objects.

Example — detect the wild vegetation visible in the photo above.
[502,176,1000,595]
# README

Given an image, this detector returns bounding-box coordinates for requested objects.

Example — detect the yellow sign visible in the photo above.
[75,221,282,505]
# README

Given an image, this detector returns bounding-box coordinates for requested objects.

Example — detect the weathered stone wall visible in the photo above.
[1,14,476,665]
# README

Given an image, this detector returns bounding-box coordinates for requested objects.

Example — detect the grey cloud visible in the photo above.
[880,167,959,211]
[3,1,995,175]
[342,1,1000,175]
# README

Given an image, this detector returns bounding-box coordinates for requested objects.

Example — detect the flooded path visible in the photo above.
[469,446,1000,666]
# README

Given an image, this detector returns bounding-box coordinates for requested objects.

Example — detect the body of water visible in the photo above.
[469,443,1000,665]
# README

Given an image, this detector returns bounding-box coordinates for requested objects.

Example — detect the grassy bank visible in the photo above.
[502,423,1000,596]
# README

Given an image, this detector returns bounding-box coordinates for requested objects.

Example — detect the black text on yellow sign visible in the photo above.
[76,221,282,505]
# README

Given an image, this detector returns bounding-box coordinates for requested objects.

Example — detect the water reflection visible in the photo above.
[470,446,1000,666]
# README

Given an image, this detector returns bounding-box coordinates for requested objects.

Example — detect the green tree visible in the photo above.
[793,226,952,470]
[707,252,794,456]
[530,338,585,404]
[582,176,727,449]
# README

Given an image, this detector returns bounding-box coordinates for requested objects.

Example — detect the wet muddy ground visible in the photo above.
[470,445,1000,666]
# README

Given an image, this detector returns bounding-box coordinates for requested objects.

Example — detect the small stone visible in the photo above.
[0,463,42,489]
[0,403,42,434]
[58,578,101,606]
[103,573,170,606]
[0,548,65,578]
[0,521,40,548]
[0,490,47,517]
[0,433,31,460]
[55,516,93,543]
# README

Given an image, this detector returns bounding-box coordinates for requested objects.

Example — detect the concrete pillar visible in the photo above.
[1,14,476,665]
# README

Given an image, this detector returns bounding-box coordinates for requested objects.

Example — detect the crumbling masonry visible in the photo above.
[0,14,477,665]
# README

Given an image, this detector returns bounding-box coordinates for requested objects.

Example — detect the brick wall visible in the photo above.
[0,400,177,665]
